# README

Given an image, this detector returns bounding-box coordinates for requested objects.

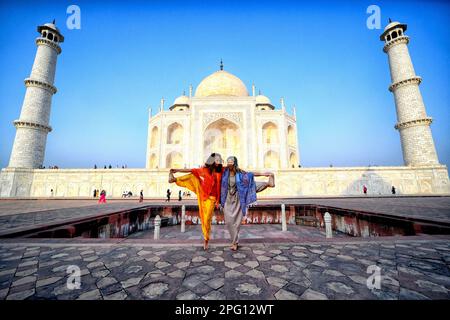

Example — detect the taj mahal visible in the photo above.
[146,60,299,171]
[0,20,449,198]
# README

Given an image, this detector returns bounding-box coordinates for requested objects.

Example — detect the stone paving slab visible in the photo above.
[0,238,449,300]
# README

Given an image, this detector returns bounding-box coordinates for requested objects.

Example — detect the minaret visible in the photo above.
[8,21,64,168]
[160,97,164,112]
[381,20,439,166]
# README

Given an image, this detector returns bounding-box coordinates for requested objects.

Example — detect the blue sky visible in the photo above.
[0,0,449,169]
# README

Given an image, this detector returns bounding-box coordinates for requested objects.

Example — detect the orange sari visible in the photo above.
[175,168,222,241]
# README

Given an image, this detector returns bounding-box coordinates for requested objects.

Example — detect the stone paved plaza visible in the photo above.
[0,198,449,300]
[0,237,449,300]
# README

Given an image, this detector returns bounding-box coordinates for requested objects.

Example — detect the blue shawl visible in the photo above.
[220,168,257,215]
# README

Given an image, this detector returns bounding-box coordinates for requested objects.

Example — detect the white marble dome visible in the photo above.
[256,94,271,105]
[44,23,60,32]
[173,95,189,105]
[195,70,249,97]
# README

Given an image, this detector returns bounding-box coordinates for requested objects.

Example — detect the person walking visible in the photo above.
[166,189,171,202]
[139,190,144,202]
[391,186,396,195]
[178,190,182,201]
[363,185,368,195]
[98,190,107,203]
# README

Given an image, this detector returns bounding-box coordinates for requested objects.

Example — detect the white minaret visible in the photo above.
[381,20,439,166]
[8,20,64,169]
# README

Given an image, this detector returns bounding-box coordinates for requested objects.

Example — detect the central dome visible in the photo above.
[195,70,249,97]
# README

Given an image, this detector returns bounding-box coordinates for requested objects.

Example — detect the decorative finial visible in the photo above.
[189,84,193,98]
[52,19,56,25]
[252,83,256,97]
[183,90,186,96]
[259,90,261,95]
[388,18,392,23]
[220,59,223,71]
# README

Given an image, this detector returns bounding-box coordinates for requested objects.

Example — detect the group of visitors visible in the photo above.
[93,164,128,169]
[165,189,193,202]
[362,185,397,195]
[94,189,144,203]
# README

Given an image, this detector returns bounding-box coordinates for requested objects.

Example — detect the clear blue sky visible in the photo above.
[0,0,449,169]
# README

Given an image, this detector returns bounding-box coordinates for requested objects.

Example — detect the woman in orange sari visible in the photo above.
[168,153,223,250]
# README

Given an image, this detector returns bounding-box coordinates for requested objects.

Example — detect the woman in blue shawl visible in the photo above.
[220,156,275,251]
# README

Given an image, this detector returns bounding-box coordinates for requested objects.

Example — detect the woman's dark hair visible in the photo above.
[204,153,222,174]
[228,156,244,173]
[205,162,223,174]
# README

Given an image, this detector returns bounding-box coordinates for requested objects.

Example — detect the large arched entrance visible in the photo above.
[203,118,242,164]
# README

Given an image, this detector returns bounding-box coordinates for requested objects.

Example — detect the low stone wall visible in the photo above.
[1,165,449,198]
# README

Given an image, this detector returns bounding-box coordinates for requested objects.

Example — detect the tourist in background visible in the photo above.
[166,189,171,202]
[98,190,106,203]
[363,185,368,195]
[139,190,144,202]
[391,186,396,195]
[178,190,182,201]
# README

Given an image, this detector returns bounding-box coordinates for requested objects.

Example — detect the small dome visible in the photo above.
[37,21,64,42]
[256,95,271,105]
[380,20,407,41]
[384,21,401,31]
[195,70,248,97]
[44,23,60,33]
[173,95,189,105]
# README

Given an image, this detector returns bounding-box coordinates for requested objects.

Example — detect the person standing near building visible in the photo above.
[98,190,106,203]
[363,185,368,195]
[391,186,396,195]
[166,189,171,202]
[139,190,144,202]
[178,190,182,201]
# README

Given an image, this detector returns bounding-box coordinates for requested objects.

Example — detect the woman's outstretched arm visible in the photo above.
[252,172,272,177]
[252,172,275,188]
[170,168,192,173]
